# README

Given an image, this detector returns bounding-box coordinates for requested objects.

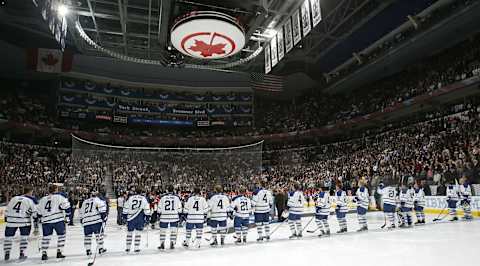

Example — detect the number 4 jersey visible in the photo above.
[252,188,273,214]
[184,195,209,224]
[208,194,231,221]
[38,194,71,224]
[5,195,37,228]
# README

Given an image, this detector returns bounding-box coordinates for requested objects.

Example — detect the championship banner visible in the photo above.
[310,0,322,27]
[301,0,312,37]
[270,35,278,67]
[292,10,302,45]
[264,43,271,74]
[277,28,285,61]
[284,18,294,53]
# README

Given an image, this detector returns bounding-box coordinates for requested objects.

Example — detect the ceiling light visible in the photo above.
[58,4,69,17]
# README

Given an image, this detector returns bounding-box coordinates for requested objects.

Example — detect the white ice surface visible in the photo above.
[1,212,479,266]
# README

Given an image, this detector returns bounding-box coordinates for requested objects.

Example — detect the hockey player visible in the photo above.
[378,182,397,229]
[413,182,426,224]
[334,182,348,233]
[446,183,459,221]
[252,183,273,241]
[183,188,209,248]
[355,178,369,232]
[459,177,473,220]
[399,185,414,228]
[37,184,71,261]
[157,185,182,250]
[207,185,230,246]
[3,185,37,261]
[231,187,252,244]
[287,183,305,239]
[79,191,107,256]
[122,189,150,253]
[314,186,330,237]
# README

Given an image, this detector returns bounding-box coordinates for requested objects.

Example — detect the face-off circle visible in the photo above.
[171,12,246,60]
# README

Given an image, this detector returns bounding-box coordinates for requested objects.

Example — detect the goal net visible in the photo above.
[68,135,263,196]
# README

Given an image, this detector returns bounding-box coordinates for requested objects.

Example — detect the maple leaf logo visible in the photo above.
[189,40,226,58]
[41,53,59,66]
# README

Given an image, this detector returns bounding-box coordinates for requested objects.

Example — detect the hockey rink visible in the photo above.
[1,212,479,266]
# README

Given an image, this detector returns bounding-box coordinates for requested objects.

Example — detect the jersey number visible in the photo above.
[13,202,22,213]
[45,200,52,212]
[240,201,247,211]
[132,200,141,210]
[164,200,174,211]
[193,201,199,211]
[84,202,94,214]
[217,200,223,209]
[388,190,395,198]
[263,194,268,203]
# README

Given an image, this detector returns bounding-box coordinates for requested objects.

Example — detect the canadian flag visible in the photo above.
[26,48,73,73]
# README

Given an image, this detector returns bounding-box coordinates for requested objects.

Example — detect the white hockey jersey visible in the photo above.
[356,186,370,210]
[378,186,397,206]
[399,188,414,209]
[5,195,37,227]
[38,194,70,224]
[123,194,150,221]
[184,195,209,224]
[315,191,330,216]
[252,188,273,213]
[334,190,348,213]
[446,185,459,201]
[80,196,107,226]
[157,193,182,223]
[231,195,252,219]
[459,184,472,200]
[208,194,231,221]
[413,188,426,207]
[287,191,305,215]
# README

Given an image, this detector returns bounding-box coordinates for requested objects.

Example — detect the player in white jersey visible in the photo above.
[287,183,305,238]
[413,182,426,224]
[3,186,37,261]
[252,184,273,241]
[377,182,397,229]
[399,185,414,227]
[207,185,231,246]
[122,189,151,253]
[355,178,370,232]
[334,182,348,233]
[446,183,459,221]
[79,191,107,256]
[314,186,331,237]
[231,187,252,244]
[37,184,71,261]
[459,177,473,220]
[157,185,183,250]
[183,188,209,248]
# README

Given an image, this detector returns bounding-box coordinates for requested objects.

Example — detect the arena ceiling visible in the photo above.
[0,0,442,80]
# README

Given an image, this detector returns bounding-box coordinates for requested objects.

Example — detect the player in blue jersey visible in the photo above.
[80,191,107,256]
[252,183,273,241]
[37,184,71,261]
[413,182,426,224]
[157,185,183,250]
[207,185,231,246]
[459,177,473,220]
[231,187,252,244]
[122,188,151,253]
[3,186,37,261]
[183,187,209,248]
[314,186,330,237]
[355,178,369,232]
[287,183,305,239]
[334,182,348,233]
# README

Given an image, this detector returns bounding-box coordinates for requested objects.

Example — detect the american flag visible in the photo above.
[250,73,284,92]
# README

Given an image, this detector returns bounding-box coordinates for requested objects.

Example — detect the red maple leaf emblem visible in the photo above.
[189,40,226,57]
[42,53,59,66]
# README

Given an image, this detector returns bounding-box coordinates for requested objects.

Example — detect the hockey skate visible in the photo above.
[234,237,242,245]
[56,250,66,259]
[210,238,218,246]
[157,242,165,250]
[99,248,107,255]
[242,236,247,243]
[86,250,92,257]
[449,216,458,222]
[357,226,368,232]
[288,233,297,239]
[4,251,9,261]
[41,252,48,261]
[19,251,27,261]
[170,241,175,249]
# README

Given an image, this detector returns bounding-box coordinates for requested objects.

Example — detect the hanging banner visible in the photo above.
[301,0,312,37]
[265,43,271,74]
[292,10,302,45]
[277,28,285,61]
[284,19,294,53]
[270,35,278,67]
[310,0,322,27]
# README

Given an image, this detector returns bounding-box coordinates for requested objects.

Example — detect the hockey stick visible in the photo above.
[267,218,289,237]
[300,216,316,234]
[87,223,106,266]
[145,226,149,248]
[433,207,448,222]
[380,212,387,228]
